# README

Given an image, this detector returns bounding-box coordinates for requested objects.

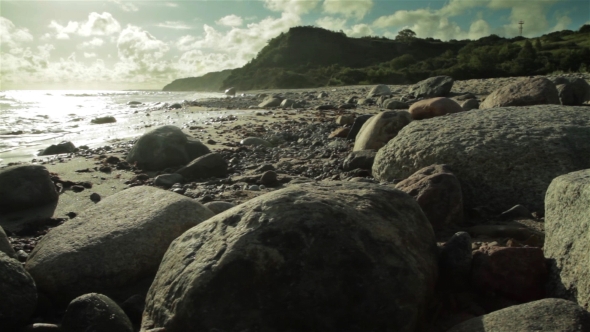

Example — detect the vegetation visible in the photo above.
[162,69,232,91]
[163,24,590,91]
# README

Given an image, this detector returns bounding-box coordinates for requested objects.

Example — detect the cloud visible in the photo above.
[165,2,178,7]
[84,52,97,58]
[117,25,169,62]
[323,0,373,20]
[156,21,193,30]
[315,16,374,37]
[108,0,139,12]
[264,0,321,15]
[79,37,105,49]
[216,15,244,27]
[47,12,121,39]
[1,16,34,48]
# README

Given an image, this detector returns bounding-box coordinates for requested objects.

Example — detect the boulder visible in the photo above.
[203,201,235,215]
[0,165,58,213]
[346,114,372,141]
[409,97,463,120]
[141,182,438,332]
[126,126,211,171]
[39,141,76,156]
[555,78,590,105]
[0,226,16,258]
[224,87,236,96]
[366,84,391,98]
[373,105,590,213]
[175,153,228,180]
[259,170,278,186]
[471,246,547,303]
[480,77,560,109]
[395,164,463,229]
[258,96,283,108]
[447,298,590,332]
[91,116,116,124]
[408,76,454,99]
[353,110,412,151]
[240,137,272,147]
[545,169,590,309]
[460,99,479,111]
[342,150,377,171]
[0,251,37,329]
[383,99,409,110]
[153,173,184,188]
[61,293,133,332]
[25,186,215,305]
[335,115,354,126]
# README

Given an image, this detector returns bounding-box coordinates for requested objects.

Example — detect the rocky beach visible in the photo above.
[2,73,590,332]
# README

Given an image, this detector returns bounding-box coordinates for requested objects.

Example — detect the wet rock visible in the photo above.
[61,293,133,332]
[141,182,438,332]
[126,125,211,171]
[373,105,590,213]
[25,186,214,305]
[471,246,547,303]
[408,76,454,99]
[0,165,58,213]
[175,153,228,180]
[40,141,76,156]
[0,251,37,329]
[91,116,116,124]
[480,77,560,109]
[395,164,463,229]
[366,84,392,98]
[353,110,412,151]
[447,298,590,332]
[342,150,377,171]
[240,137,272,147]
[545,169,590,309]
[439,232,472,292]
[203,201,236,215]
[154,173,184,188]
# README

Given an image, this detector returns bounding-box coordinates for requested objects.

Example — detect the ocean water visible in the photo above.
[0,90,230,166]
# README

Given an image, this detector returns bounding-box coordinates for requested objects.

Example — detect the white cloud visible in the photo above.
[315,17,374,37]
[47,12,121,39]
[347,23,373,37]
[264,0,321,15]
[108,0,139,12]
[165,2,178,7]
[216,15,244,27]
[156,21,193,30]
[84,52,97,58]
[118,25,169,62]
[323,0,373,20]
[79,37,105,49]
[0,16,34,48]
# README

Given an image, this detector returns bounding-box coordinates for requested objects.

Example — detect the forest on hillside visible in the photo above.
[163,24,590,91]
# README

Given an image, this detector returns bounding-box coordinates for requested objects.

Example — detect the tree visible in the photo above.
[396,29,416,41]
[534,39,542,50]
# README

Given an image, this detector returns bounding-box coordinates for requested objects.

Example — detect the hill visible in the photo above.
[163,25,590,91]
[162,69,232,91]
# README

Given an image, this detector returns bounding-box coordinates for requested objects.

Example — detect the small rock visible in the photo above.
[260,171,278,186]
[241,137,272,147]
[61,293,133,332]
[248,185,260,191]
[90,193,101,202]
[154,174,184,188]
[203,201,236,215]
[91,116,116,124]
[71,185,85,193]
[328,127,350,138]
[67,212,77,219]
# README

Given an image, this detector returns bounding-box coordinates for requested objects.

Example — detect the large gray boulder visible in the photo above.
[545,169,590,309]
[141,182,438,332]
[353,110,412,151]
[175,153,228,180]
[555,78,590,106]
[0,251,37,329]
[408,76,454,99]
[39,141,76,156]
[62,293,133,332]
[126,125,210,171]
[25,186,214,305]
[480,76,560,109]
[373,106,590,213]
[0,165,58,213]
[448,298,590,332]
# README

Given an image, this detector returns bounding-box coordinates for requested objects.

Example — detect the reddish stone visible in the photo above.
[471,246,547,303]
[409,97,463,120]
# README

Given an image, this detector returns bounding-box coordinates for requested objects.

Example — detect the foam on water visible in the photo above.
[0,90,227,165]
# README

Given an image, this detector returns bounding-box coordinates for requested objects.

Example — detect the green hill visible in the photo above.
[163,25,590,91]
[162,69,232,91]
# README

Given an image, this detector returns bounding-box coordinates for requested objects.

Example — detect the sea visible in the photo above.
[0,90,237,166]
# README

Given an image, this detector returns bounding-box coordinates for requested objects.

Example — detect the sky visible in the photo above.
[1,0,589,90]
